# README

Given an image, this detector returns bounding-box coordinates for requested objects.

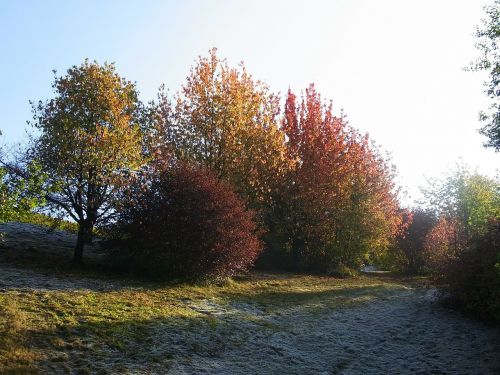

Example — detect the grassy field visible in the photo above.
[0,263,416,374]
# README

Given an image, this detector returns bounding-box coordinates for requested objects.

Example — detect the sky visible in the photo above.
[1,0,498,205]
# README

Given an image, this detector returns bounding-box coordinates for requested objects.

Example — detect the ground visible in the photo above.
[0,222,499,374]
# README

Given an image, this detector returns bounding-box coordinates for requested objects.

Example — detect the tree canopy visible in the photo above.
[7,51,409,273]
[422,165,500,237]
[29,60,146,263]
[275,85,404,272]
[156,48,290,209]
[471,0,500,150]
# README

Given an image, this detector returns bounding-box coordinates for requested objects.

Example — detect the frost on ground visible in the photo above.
[164,290,500,375]
[0,222,499,374]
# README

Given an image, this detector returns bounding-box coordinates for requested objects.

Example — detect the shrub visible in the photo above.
[109,163,263,280]
[422,216,467,275]
[441,221,500,323]
[383,209,436,274]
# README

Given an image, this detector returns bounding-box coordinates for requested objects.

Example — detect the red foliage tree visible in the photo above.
[276,84,404,272]
[110,162,263,279]
[423,216,466,274]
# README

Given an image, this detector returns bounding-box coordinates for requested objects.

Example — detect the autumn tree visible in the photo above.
[29,60,145,264]
[420,166,499,275]
[278,85,403,272]
[279,86,348,270]
[469,0,500,150]
[422,169,500,319]
[155,48,290,210]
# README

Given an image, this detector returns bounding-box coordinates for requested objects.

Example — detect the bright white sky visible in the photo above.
[1,0,498,205]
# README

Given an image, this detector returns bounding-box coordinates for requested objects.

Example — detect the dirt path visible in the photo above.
[1,222,499,374]
[165,288,500,375]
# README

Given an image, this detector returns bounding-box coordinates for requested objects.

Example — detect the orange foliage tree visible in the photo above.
[30,61,145,264]
[155,49,290,211]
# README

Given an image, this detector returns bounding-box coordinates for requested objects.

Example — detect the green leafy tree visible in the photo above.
[29,61,146,264]
[470,0,500,150]
[422,165,500,237]
[0,164,45,224]
[0,132,46,224]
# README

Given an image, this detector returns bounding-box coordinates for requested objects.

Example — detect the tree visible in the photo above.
[441,220,500,323]
[422,165,500,237]
[280,85,351,270]
[156,48,290,210]
[278,85,404,272]
[0,132,46,224]
[470,0,500,150]
[421,165,499,275]
[29,60,145,264]
[0,164,45,224]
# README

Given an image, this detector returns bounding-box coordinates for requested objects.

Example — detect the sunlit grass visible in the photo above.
[0,271,419,374]
[16,212,79,233]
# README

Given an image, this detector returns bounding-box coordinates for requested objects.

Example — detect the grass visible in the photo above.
[17,212,79,233]
[0,222,426,373]
[0,266,422,374]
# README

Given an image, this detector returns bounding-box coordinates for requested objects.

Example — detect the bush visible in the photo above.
[423,216,467,275]
[383,209,436,274]
[441,221,500,323]
[109,163,263,280]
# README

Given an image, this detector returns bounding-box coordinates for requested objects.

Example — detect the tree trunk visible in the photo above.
[73,220,94,265]
[291,235,304,272]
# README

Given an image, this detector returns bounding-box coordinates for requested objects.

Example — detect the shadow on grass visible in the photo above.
[220,283,406,313]
[0,280,410,374]
[0,244,172,293]
[1,305,279,375]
